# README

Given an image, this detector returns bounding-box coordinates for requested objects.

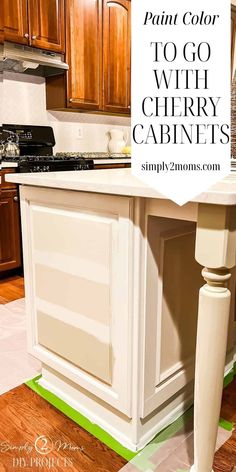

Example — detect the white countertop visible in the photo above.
[5,168,236,205]
[94,159,130,164]
[1,162,18,168]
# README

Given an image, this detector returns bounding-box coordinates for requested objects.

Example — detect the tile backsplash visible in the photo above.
[2,72,131,152]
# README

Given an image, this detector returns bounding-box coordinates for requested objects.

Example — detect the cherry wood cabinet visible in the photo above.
[67,0,102,110]
[3,0,28,45]
[28,0,65,53]
[46,0,131,115]
[0,1,4,44]
[3,0,65,53]
[103,0,131,114]
[0,170,22,273]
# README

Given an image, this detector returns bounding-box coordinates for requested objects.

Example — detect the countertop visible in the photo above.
[1,162,18,168]
[6,168,236,205]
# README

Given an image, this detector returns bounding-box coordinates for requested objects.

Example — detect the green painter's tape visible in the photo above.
[25,376,136,462]
[25,362,236,464]
[219,418,233,432]
[223,369,234,388]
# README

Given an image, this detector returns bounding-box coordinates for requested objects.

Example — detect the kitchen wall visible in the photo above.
[2,72,131,152]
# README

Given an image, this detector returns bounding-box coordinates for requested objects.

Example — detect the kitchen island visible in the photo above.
[6,168,236,472]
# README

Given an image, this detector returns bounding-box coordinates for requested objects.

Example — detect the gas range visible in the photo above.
[1,125,95,173]
[1,125,130,173]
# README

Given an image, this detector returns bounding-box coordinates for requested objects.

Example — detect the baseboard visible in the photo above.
[25,361,236,460]
[26,371,194,456]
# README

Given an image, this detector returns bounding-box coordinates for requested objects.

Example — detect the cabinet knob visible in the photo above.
[13,196,19,202]
[128,105,131,109]
[32,35,37,40]
[69,98,73,103]
[24,33,29,38]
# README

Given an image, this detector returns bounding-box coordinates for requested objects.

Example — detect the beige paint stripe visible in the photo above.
[38,311,111,384]
[35,264,110,325]
[36,298,110,345]
[34,250,109,285]
[32,206,112,266]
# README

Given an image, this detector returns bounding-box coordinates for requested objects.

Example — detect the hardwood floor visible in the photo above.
[213,377,236,472]
[0,274,235,471]
[0,385,126,472]
[0,381,235,472]
[0,274,25,304]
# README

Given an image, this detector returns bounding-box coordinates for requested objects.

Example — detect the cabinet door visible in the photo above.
[3,0,29,44]
[20,186,133,416]
[103,0,131,114]
[67,0,102,110]
[140,217,203,418]
[28,0,65,52]
[0,189,22,272]
[0,1,4,45]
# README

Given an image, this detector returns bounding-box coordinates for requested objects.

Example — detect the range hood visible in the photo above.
[0,42,69,77]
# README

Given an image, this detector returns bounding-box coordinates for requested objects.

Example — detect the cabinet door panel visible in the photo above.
[4,0,28,44]
[28,0,65,52]
[0,189,22,272]
[141,217,202,417]
[103,0,131,114]
[20,187,133,416]
[0,1,4,45]
[67,0,102,110]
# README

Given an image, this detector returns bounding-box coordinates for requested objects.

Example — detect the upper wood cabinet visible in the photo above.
[67,0,102,110]
[48,0,131,115]
[28,0,65,53]
[3,0,29,45]
[103,0,131,114]
[3,0,65,53]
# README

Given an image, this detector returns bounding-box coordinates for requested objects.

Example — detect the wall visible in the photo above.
[2,72,131,153]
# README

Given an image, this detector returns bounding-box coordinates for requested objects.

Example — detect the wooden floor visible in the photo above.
[0,274,235,471]
[0,384,126,472]
[0,381,235,472]
[0,274,25,304]
[214,377,236,472]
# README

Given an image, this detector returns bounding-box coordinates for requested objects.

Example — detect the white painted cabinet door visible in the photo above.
[20,186,133,417]
[140,216,203,418]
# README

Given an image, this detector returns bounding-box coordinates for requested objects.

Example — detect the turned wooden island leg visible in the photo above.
[190,204,236,472]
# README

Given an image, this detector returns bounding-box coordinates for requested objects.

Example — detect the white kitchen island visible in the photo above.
[6,168,236,472]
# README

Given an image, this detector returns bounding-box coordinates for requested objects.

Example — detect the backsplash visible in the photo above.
[2,72,131,152]
[49,111,131,153]
[2,73,48,125]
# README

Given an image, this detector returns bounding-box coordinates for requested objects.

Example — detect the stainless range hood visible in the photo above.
[0,42,69,77]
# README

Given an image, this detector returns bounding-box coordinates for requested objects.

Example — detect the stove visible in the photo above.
[1,125,94,173]
[9,155,94,173]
